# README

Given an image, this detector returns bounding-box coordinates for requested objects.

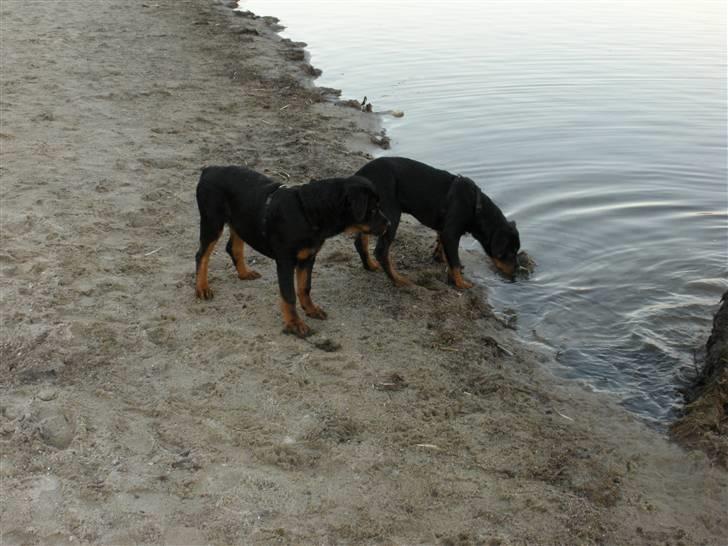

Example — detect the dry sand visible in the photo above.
[1,1,726,544]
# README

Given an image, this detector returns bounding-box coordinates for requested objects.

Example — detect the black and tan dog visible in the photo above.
[195,166,389,337]
[353,157,520,288]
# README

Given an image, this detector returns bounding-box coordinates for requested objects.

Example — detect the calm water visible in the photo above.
[242,0,727,422]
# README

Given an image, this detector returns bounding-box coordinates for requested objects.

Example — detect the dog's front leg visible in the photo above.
[276,258,311,337]
[296,254,327,319]
[354,234,380,271]
[442,232,473,289]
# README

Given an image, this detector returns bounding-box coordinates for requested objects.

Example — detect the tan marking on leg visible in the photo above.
[433,235,446,263]
[448,266,474,289]
[296,247,314,261]
[230,229,261,280]
[280,297,311,337]
[296,266,327,319]
[383,248,411,287]
[195,234,221,299]
[360,234,380,271]
[345,224,372,235]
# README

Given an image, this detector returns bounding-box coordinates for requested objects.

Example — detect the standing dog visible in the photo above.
[353,157,520,288]
[195,166,389,337]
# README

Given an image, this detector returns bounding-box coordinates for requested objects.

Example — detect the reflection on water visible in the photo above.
[242,0,727,423]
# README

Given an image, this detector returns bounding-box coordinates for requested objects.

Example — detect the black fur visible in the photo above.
[353,157,520,286]
[195,165,389,336]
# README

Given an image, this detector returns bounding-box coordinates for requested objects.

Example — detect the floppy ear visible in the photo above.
[346,186,368,222]
[490,229,508,258]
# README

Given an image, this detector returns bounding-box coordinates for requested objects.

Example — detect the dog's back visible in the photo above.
[356,157,458,229]
[197,166,280,222]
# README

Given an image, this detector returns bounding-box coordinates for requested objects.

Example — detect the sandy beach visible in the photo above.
[1,1,726,544]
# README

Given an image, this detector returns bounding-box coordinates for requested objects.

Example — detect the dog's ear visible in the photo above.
[490,228,509,258]
[491,224,519,258]
[345,185,369,222]
[509,220,517,229]
[490,222,521,261]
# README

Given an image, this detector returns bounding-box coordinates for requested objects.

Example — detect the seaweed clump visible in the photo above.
[671,291,728,467]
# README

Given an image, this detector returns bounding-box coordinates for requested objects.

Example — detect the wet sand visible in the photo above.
[1,1,726,544]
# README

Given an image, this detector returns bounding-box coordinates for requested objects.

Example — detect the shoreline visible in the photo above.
[1,0,726,543]
[237,0,725,430]
[671,291,728,468]
[236,0,722,436]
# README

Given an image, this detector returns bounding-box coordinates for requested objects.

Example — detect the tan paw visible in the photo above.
[238,269,261,280]
[448,276,474,289]
[195,286,214,299]
[283,319,312,338]
[366,259,381,271]
[392,275,412,288]
[304,306,328,320]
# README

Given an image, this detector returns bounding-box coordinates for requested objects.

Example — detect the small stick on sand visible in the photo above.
[555,410,574,422]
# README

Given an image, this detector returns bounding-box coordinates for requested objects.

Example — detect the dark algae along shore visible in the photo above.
[0,1,726,544]
[672,292,728,468]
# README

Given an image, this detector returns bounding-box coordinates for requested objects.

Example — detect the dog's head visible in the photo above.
[343,176,390,236]
[488,220,520,277]
[469,188,521,277]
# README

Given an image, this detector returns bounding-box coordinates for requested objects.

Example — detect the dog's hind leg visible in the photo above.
[432,232,446,263]
[195,221,223,300]
[354,234,380,271]
[226,228,261,280]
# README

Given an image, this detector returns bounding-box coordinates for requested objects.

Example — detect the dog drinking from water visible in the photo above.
[352,157,520,288]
